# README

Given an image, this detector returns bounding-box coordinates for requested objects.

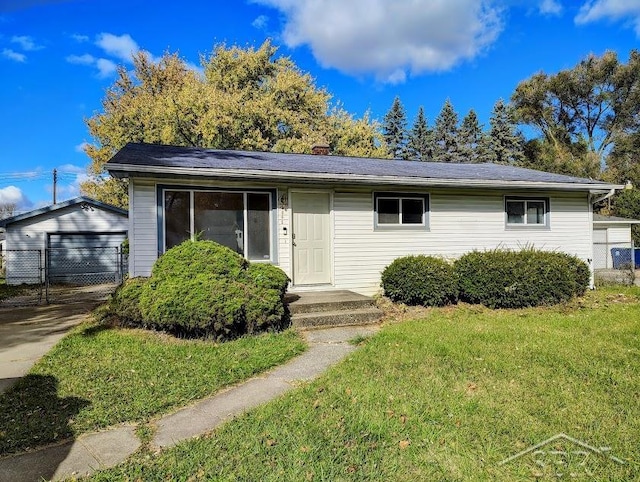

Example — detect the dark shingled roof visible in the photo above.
[0,196,127,228]
[107,142,613,187]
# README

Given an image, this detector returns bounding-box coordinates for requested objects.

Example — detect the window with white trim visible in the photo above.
[163,189,273,261]
[505,197,549,227]
[374,193,429,228]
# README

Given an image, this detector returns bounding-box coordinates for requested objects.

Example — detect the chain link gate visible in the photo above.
[1,247,126,306]
[44,246,126,303]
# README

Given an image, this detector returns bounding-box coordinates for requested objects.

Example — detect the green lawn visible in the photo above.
[88,288,640,481]
[0,322,306,455]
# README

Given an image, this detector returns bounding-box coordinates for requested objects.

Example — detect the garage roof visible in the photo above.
[0,196,127,228]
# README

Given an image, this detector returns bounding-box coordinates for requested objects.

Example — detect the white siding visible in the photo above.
[130,178,594,296]
[5,203,127,284]
[332,189,591,295]
[130,179,158,277]
[607,226,632,243]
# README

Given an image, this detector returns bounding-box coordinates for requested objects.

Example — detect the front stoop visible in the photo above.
[286,290,383,329]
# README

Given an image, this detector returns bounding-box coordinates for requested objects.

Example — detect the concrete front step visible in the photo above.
[285,290,376,314]
[291,307,383,329]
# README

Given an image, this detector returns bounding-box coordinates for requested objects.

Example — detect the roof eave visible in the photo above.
[106,164,621,192]
[0,196,127,227]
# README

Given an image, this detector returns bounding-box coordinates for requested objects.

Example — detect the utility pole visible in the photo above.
[53,169,57,204]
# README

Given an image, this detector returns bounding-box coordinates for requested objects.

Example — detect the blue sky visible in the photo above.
[1,0,639,212]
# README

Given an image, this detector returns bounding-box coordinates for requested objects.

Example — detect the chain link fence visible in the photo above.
[1,247,126,306]
[0,249,44,306]
[593,241,638,285]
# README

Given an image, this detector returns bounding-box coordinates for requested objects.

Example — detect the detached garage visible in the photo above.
[0,197,128,285]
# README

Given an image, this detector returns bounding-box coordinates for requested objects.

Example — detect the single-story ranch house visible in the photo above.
[106,143,623,295]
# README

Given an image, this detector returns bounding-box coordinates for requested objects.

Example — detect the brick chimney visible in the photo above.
[311,142,330,155]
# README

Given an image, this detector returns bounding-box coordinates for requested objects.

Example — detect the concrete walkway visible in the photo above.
[0,300,100,394]
[0,325,379,481]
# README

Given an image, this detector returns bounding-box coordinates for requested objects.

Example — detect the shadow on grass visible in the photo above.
[0,374,90,473]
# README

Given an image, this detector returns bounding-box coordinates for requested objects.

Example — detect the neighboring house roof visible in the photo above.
[593,214,640,224]
[106,143,622,193]
[0,196,128,228]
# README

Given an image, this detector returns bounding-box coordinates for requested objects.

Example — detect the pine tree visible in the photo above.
[486,99,525,165]
[408,106,433,161]
[382,96,409,159]
[458,109,485,163]
[432,99,463,162]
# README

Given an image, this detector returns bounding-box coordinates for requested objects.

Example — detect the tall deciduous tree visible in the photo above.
[432,99,462,163]
[81,41,382,207]
[511,50,640,173]
[485,99,525,165]
[382,96,409,160]
[408,107,433,161]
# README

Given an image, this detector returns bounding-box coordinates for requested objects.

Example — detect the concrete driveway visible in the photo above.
[0,298,101,393]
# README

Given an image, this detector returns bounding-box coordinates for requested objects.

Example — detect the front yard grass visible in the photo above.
[89,287,640,481]
[0,322,306,455]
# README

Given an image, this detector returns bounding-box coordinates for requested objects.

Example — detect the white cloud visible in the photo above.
[56,164,90,198]
[2,48,26,62]
[255,0,503,82]
[539,0,562,15]
[74,142,90,153]
[95,32,139,63]
[0,185,30,209]
[252,14,269,29]
[66,53,95,65]
[96,58,118,77]
[71,33,89,42]
[11,35,43,51]
[576,1,640,35]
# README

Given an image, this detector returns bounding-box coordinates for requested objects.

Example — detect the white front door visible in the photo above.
[292,192,331,285]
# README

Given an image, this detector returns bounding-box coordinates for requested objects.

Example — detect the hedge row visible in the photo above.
[381,249,590,309]
[109,241,290,340]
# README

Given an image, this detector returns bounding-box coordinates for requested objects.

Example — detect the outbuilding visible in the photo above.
[593,213,640,270]
[0,196,128,285]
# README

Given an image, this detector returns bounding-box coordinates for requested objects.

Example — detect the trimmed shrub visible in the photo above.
[139,275,247,339]
[149,240,248,282]
[245,287,287,334]
[109,278,146,325]
[247,263,290,295]
[136,240,289,340]
[455,248,590,308]
[381,255,458,306]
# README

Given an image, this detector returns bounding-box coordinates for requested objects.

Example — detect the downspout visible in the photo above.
[590,188,616,205]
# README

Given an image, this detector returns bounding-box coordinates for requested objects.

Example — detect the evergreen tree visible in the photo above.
[382,96,409,159]
[432,99,462,162]
[486,99,525,165]
[458,109,485,163]
[408,106,433,161]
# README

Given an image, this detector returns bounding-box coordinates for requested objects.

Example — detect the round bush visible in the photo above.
[247,263,290,295]
[109,278,146,325]
[381,255,458,306]
[136,240,289,340]
[455,248,590,308]
[150,240,248,282]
